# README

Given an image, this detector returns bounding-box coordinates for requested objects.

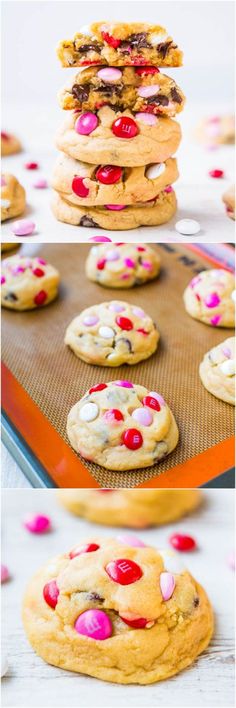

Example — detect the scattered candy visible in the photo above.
[103,409,124,422]
[99,325,115,338]
[122,428,143,450]
[142,395,161,412]
[96,165,123,185]
[24,162,39,170]
[12,219,35,236]
[1,564,10,583]
[116,315,133,331]
[175,219,200,235]
[112,116,138,139]
[132,408,153,426]
[208,169,224,178]
[97,67,122,82]
[75,609,112,639]
[169,533,197,552]
[146,163,165,179]
[105,558,142,585]
[135,112,158,125]
[83,314,99,326]
[34,290,47,306]
[117,534,146,548]
[72,176,89,197]
[89,236,112,242]
[43,579,59,608]
[75,112,98,135]
[89,383,107,394]
[160,572,175,601]
[33,178,48,189]
[69,543,100,559]
[79,402,99,422]
[23,513,51,534]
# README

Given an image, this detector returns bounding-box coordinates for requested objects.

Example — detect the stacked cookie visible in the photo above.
[52,22,185,231]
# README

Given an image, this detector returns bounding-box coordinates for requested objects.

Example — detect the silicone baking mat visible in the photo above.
[1,243,235,488]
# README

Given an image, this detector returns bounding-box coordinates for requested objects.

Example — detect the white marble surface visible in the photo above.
[1,444,31,489]
[1,488,235,707]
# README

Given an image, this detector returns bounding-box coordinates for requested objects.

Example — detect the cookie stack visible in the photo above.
[52,22,185,231]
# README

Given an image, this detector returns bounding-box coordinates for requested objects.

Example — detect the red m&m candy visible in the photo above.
[120,616,148,628]
[103,409,124,422]
[142,395,161,412]
[169,533,197,552]
[122,428,143,450]
[97,258,106,270]
[43,580,59,608]
[72,176,89,198]
[96,165,123,185]
[34,290,47,306]
[112,116,139,139]
[105,558,143,584]
[32,268,45,278]
[101,31,121,48]
[116,315,133,331]
[69,543,100,559]
[89,383,107,394]
[135,66,160,76]
[208,169,224,179]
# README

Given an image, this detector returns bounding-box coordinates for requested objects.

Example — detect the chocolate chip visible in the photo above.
[157,41,173,58]
[128,32,150,48]
[171,87,182,104]
[87,592,104,602]
[78,43,101,53]
[98,84,122,97]
[119,44,131,54]
[72,83,90,102]
[80,216,100,228]
[4,292,18,301]
[193,597,200,607]
[116,337,132,352]
[148,94,169,106]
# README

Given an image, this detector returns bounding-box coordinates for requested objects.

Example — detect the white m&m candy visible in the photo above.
[99,326,115,339]
[220,360,235,376]
[175,219,201,235]
[79,402,99,422]
[146,163,165,179]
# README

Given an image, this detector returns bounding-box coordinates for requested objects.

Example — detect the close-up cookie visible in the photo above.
[65,300,159,366]
[52,152,179,207]
[1,243,19,253]
[183,269,235,327]
[57,489,201,527]
[222,185,235,220]
[195,114,235,147]
[52,187,177,230]
[55,107,182,166]
[1,255,60,311]
[1,173,26,222]
[86,243,161,288]
[22,536,213,685]
[58,65,185,117]
[57,21,183,69]
[199,337,235,405]
[67,381,179,471]
[1,130,22,156]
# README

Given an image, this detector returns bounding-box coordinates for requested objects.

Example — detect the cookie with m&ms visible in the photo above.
[183,269,235,328]
[22,535,213,684]
[199,337,235,405]
[1,255,60,311]
[67,381,179,471]
[86,243,161,288]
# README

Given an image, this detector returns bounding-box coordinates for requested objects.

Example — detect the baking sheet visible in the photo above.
[1,243,235,488]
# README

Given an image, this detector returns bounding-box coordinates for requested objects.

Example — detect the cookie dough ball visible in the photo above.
[222,185,235,220]
[1,243,19,253]
[67,381,179,471]
[1,174,26,222]
[1,131,22,156]
[65,301,159,366]
[52,187,177,231]
[195,115,235,147]
[56,107,181,166]
[86,243,161,288]
[22,537,213,684]
[1,255,60,311]
[199,337,235,405]
[183,269,235,328]
[52,151,179,206]
[57,489,201,527]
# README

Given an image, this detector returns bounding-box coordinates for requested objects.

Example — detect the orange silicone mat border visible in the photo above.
[2,362,234,488]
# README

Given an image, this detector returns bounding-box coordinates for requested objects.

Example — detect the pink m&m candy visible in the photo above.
[164,185,173,193]
[135,113,158,125]
[108,302,125,312]
[149,391,165,406]
[105,204,126,210]
[115,380,133,388]
[132,408,153,426]
[12,219,35,236]
[1,276,6,284]
[1,564,10,583]
[106,558,143,585]
[43,580,59,608]
[204,292,220,308]
[33,178,48,189]
[112,116,138,139]
[83,314,99,326]
[124,258,135,268]
[138,85,160,98]
[106,249,120,261]
[132,306,145,318]
[117,534,146,548]
[72,176,89,197]
[23,513,51,533]
[97,68,122,82]
[141,260,152,270]
[160,572,175,601]
[74,609,112,640]
[210,314,221,326]
[1,176,6,186]
[75,112,98,135]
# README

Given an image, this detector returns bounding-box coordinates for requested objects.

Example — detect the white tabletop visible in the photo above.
[2,488,234,707]
[1,103,234,244]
